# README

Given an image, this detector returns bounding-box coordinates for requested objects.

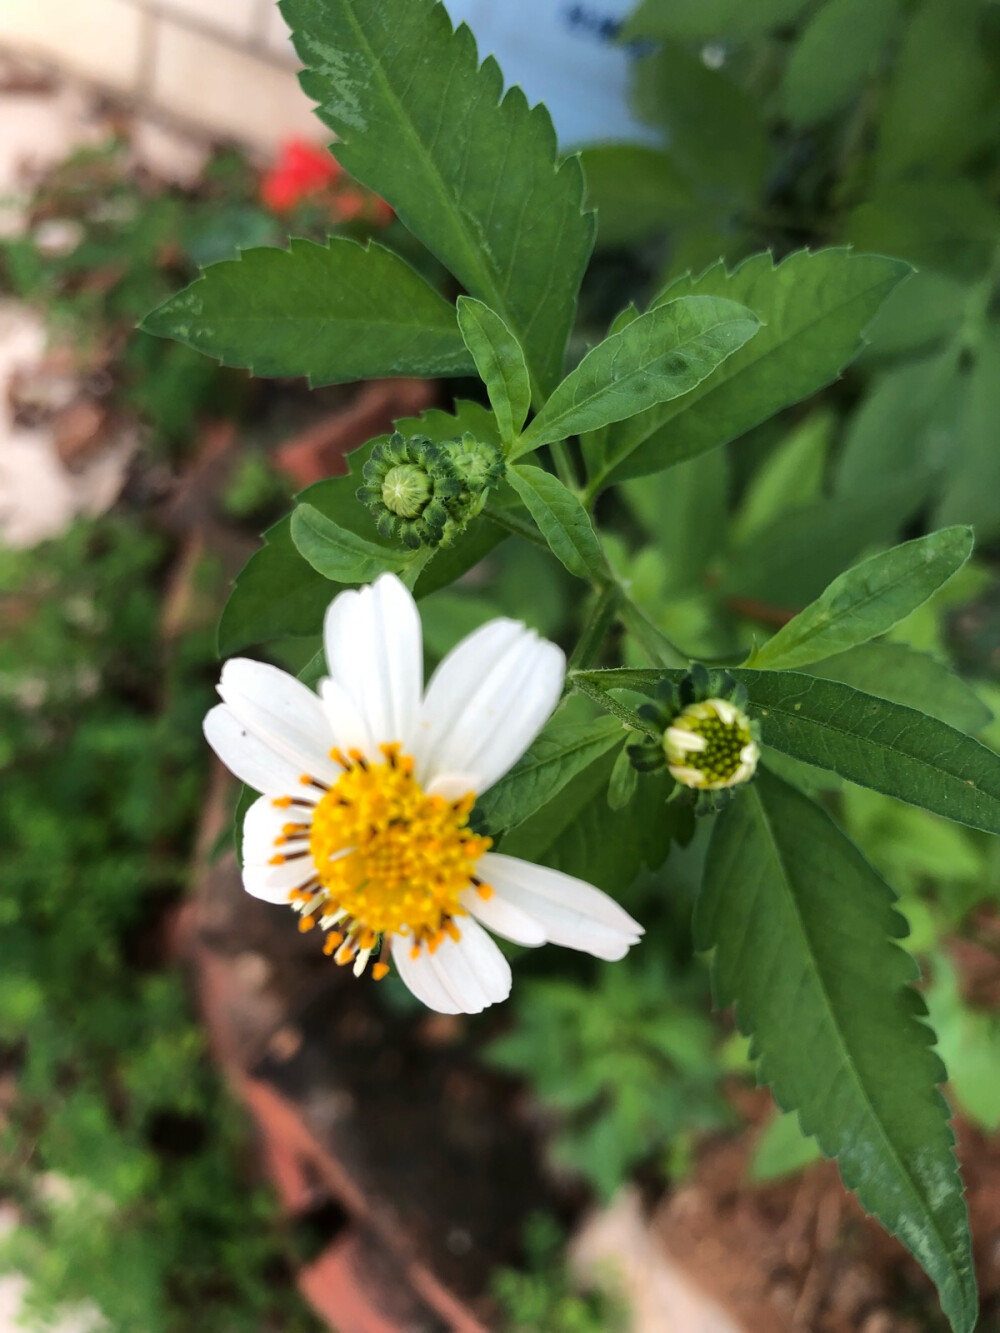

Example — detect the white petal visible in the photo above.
[478,853,643,962]
[218,659,339,784]
[391,935,462,1014]
[666,726,706,754]
[428,917,512,1013]
[426,772,479,801]
[242,794,313,866]
[714,700,737,724]
[323,573,422,752]
[416,620,564,792]
[318,677,375,756]
[242,853,316,904]
[204,705,308,796]
[461,887,546,947]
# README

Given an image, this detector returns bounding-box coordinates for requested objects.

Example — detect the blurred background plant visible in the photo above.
[2,0,1000,1327]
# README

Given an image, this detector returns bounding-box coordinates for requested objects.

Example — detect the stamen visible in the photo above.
[372,962,390,981]
[300,746,483,971]
[298,916,316,933]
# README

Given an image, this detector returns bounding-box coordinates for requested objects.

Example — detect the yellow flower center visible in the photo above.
[283,745,491,966]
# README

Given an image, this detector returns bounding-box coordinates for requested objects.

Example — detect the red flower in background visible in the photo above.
[261,139,342,212]
[260,139,393,227]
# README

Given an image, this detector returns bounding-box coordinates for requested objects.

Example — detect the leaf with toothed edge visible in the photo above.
[573,666,1000,835]
[585,249,911,492]
[700,770,977,1333]
[280,0,595,399]
[141,238,474,385]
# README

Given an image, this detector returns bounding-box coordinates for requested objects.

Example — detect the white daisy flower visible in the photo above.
[204,572,643,1015]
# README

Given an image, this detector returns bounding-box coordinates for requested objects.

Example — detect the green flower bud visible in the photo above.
[626,664,761,815]
[357,432,503,550]
[381,463,432,519]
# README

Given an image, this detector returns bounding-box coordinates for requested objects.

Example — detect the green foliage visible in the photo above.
[584,251,910,493]
[780,0,899,128]
[489,960,728,1197]
[136,3,1000,1325]
[505,466,605,580]
[806,642,992,734]
[218,402,499,653]
[291,501,409,581]
[281,0,595,397]
[749,1111,822,1183]
[493,1214,626,1333]
[737,671,1000,834]
[0,519,315,1333]
[514,295,759,454]
[456,297,532,446]
[747,527,973,670]
[142,238,475,383]
[476,716,623,835]
[700,771,977,1333]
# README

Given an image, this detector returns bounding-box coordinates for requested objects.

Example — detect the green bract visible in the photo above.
[356,431,504,549]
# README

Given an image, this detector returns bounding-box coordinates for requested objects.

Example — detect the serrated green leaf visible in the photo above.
[514,295,760,454]
[740,671,1000,834]
[456,297,530,446]
[476,716,622,834]
[217,402,499,654]
[781,0,899,128]
[748,527,973,671]
[700,771,976,1333]
[281,0,594,398]
[586,250,910,493]
[506,465,605,581]
[806,643,993,735]
[141,238,472,385]
[290,503,408,582]
[574,666,1000,833]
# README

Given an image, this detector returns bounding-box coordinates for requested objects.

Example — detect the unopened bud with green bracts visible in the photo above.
[357,432,504,550]
[627,664,761,815]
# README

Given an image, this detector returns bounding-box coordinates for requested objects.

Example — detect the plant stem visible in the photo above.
[550,438,579,491]
[569,582,621,671]
[483,503,549,548]
[617,598,688,668]
[401,546,435,590]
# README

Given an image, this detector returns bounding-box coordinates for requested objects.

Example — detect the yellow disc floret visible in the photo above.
[303,744,490,958]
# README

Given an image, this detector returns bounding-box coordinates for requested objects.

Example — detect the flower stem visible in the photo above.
[569,582,621,671]
[550,439,580,491]
[617,598,688,668]
[400,547,435,590]
[482,503,549,548]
